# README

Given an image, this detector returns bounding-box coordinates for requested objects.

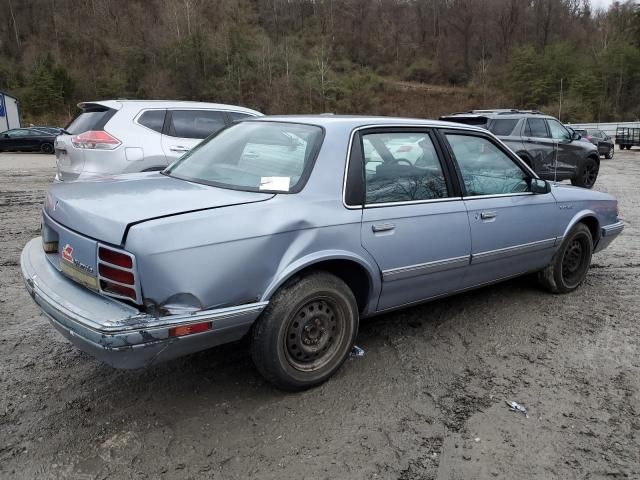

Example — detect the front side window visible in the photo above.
[362,131,448,204]
[525,118,549,138]
[446,134,529,196]
[165,121,323,193]
[547,119,571,141]
[168,110,227,139]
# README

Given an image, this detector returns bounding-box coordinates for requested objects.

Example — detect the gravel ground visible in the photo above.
[1,151,638,479]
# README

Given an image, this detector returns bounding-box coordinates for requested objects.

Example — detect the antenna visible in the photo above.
[558,78,563,121]
[553,140,558,183]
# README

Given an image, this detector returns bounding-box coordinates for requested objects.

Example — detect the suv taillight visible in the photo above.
[98,245,139,303]
[71,131,121,150]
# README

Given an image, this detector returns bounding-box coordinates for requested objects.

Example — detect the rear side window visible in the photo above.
[524,118,549,138]
[361,131,449,204]
[168,110,227,139]
[138,110,166,133]
[65,107,115,135]
[488,119,518,136]
[228,112,253,123]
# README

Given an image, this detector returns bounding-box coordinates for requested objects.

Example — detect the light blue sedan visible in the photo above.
[21,116,624,390]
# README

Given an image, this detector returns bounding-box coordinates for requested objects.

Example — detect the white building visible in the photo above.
[0,91,21,132]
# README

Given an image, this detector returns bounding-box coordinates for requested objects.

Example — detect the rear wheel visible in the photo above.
[538,223,593,294]
[251,271,359,391]
[571,158,598,189]
[41,143,54,154]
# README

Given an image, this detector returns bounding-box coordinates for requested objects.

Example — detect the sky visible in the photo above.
[590,0,634,10]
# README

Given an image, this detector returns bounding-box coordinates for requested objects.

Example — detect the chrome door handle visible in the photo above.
[480,211,497,220]
[170,146,190,152]
[372,223,395,233]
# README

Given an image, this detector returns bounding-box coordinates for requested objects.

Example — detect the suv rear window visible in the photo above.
[65,106,116,134]
[488,119,518,136]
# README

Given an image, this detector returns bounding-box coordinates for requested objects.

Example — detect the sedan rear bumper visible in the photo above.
[21,238,267,369]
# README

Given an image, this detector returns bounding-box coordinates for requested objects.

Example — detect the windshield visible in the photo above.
[165,121,323,193]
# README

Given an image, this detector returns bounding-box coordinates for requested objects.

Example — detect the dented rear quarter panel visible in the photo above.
[124,123,382,315]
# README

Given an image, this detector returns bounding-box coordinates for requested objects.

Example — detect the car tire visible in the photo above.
[251,271,359,391]
[605,146,614,159]
[41,143,54,154]
[538,223,593,294]
[570,158,598,189]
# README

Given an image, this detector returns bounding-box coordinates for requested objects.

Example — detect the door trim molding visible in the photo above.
[382,255,470,282]
[472,237,556,264]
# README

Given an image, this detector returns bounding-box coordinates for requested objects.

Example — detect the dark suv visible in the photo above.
[440,110,600,188]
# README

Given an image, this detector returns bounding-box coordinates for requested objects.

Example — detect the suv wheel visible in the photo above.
[571,158,598,189]
[251,271,359,391]
[538,223,593,293]
[605,146,614,159]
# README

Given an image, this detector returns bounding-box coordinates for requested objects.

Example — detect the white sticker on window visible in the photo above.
[259,176,290,191]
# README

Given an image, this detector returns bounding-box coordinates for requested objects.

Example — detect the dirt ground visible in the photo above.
[1,151,638,479]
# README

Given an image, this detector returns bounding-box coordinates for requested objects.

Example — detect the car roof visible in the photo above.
[244,114,489,132]
[77,100,262,116]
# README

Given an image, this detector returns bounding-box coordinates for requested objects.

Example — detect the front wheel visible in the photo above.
[605,146,614,159]
[251,271,359,391]
[571,158,598,189]
[538,223,593,294]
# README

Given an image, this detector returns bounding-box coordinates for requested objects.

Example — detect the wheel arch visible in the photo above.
[563,210,600,245]
[261,252,381,316]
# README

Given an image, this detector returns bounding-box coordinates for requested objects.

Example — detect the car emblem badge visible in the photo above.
[62,244,73,262]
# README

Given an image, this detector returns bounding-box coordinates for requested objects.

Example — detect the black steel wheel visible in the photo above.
[538,223,593,293]
[251,271,359,391]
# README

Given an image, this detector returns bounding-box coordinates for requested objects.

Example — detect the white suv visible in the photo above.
[54,100,262,181]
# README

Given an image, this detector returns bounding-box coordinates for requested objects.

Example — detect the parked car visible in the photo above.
[0,127,57,154]
[21,116,624,390]
[440,110,601,188]
[54,100,262,181]
[28,126,65,136]
[572,128,614,159]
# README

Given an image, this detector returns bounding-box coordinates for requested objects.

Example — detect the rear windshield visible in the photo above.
[488,119,518,136]
[65,106,115,134]
[165,121,324,193]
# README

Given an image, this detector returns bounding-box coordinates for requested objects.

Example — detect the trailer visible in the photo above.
[616,127,640,150]
[0,91,21,133]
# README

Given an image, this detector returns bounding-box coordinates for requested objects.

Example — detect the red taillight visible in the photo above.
[97,245,138,303]
[100,280,137,300]
[99,247,133,268]
[71,130,121,150]
[396,145,413,152]
[586,136,593,140]
[169,322,212,337]
[98,264,134,285]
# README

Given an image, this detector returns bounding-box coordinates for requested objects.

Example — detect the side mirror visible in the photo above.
[3,134,9,139]
[530,178,551,194]
[571,131,581,141]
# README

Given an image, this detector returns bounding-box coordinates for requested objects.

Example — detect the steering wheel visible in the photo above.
[389,158,412,166]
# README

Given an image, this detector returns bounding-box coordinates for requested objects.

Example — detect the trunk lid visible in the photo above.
[45,172,274,245]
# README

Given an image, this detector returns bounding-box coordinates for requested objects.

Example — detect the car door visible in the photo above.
[3,129,32,150]
[522,118,556,178]
[161,109,228,163]
[353,128,471,311]
[440,130,561,288]
[547,118,584,174]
